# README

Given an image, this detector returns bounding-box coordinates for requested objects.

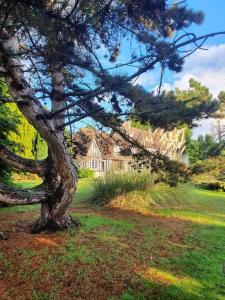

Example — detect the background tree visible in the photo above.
[0,81,21,181]
[186,134,223,165]
[167,78,225,164]
[0,0,225,232]
[0,80,47,183]
[134,78,216,129]
[8,104,48,160]
[214,91,225,143]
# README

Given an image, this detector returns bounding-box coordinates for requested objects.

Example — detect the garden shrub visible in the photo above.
[78,168,94,179]
[199,180,225,192]
[191,156,225,191]
[92,170,156,204]
[109,183,194,211]
[191,159,218,174]
[154,160,190,187]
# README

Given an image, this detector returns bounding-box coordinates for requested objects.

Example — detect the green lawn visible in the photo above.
[71,178,94,207]
[1,182,225,299]
[133,186,225,300]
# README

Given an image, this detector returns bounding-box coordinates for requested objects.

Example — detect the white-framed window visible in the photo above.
[91,159,99,170]
[101,160,109,172]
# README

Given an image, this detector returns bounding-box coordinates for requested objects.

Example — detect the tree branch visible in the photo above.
[50,87,107,117]
[0,182,50,205]
[48,30,225,120]
[0,96,27,104]
[57,113,89,129]
[0,144,47,176]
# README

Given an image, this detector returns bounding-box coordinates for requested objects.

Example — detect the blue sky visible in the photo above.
[135,1,225,138]
[189,0,225,137]
[187,0,225,45]
[178,0,225,137]
[76,1,225,136]
[138,0,225,92]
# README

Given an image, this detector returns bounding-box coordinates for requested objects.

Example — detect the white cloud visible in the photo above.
[135,72,156,87]
[162,44,225,96]
[192,118,225,139]
[159,44,225,137]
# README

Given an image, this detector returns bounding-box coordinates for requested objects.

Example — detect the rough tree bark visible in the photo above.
[0,35,79,233]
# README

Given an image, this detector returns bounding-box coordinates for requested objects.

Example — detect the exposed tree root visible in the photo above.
[30,215,81,234]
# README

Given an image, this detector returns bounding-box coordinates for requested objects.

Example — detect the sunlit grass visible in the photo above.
[2,179,225,299]
[114,184,225,300]
[157,210,225,226]
[138,267,202,288]
[72,178,94,206]
[71,212,134,234]
[109,183,197,212]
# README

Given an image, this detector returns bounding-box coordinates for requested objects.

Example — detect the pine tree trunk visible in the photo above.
[31,136,79,233]
[0,118,79,232]
[0,35,80,233]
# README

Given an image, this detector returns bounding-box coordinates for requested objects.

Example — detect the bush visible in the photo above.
[217,172,225,181]
[109,183,194,211]
[191,156,225,191]
[92,170,155,204]
[154,160,190,187]
[191,159,218,175]
[78,168,94,179]
[199,180,225,191]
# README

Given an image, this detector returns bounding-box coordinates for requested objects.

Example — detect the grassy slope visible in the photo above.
[109,185,225,299]
[1,181,225,299]
[151,187,225,300]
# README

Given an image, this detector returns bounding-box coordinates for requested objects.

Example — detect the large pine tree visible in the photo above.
[0,0,225,232]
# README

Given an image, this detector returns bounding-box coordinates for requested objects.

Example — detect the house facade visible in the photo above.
[72,127,132,176]
[72,122,187,175]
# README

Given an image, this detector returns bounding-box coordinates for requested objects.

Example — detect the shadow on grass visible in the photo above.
[1,184,225,299]
[102,206,225,300]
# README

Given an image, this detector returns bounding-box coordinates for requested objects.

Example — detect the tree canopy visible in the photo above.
[186,134,223,165]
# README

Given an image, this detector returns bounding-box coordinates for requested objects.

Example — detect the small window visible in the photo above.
[91,159,99,170]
